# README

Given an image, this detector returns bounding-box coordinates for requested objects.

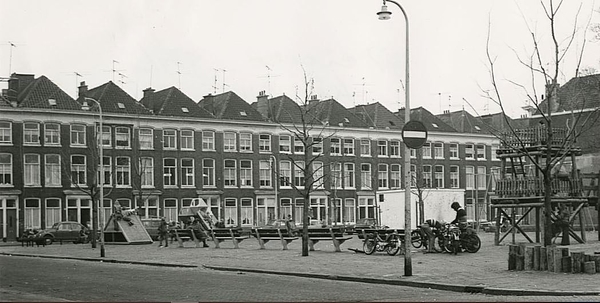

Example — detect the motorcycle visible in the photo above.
[363,231,402,256]
[440,223,481,254]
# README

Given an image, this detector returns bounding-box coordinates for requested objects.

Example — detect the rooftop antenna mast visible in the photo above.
[74,72,82,95]
[112,60,120,82]
[118,72,127,85]
[8,42,16,77]
[212,68,219,94]
[222,69,227,93]
[177,62,182,89]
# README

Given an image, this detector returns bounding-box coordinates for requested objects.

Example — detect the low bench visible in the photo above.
[210,228,249,249]
[251,227,299,250]
[171,228,203,248]
[296,226,352,252]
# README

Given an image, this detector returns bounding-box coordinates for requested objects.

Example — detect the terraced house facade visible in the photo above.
[1,73,505,241]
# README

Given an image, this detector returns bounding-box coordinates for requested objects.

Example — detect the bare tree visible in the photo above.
[483,0,600,246]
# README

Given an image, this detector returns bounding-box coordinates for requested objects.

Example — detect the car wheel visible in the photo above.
[44,236,53,245]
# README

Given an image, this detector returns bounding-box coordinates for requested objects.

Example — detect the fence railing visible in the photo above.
[494,177,582,199]
[500,126,569,150]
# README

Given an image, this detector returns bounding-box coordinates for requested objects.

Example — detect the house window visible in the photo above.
[378,164,388,188]
[203,159,215,187]
[313,161,324,189]
[360,139,371,156]
[24,198,41,229]
[45,154,61,187]
[422,165,432,188]
[181,158,194,187]
[0,153,12,185]
[224,198,238,226]
[377,140,388,156]
[343,138,354,156]
[71,155,86,186]
[44,123,60,145]
[294,198,304,223]
[491,144,499,161]
[330,138,341,155]
[115,157,130,187]
[491,167,501,191]
[202,131,215,151]
[293,161,304,188]
[163,158,177,186]
[449,143,459,159]
[280,198,292,220]
[358,197,376,220]
[434,165,444,188]
[466,166,475,189]
[24,154,41,186]
[24,122,40,145]
[224,159,237,187]
[45,198,61,228]
[280,161,291,187]
[101,156,111,186]
[450,166,459,188]
[390,164,401,188]
[312,137,323,155]
[181,129,194,150]
[0,121,12,143]
[115,127,130,148]
[410,165,417,187]
[361,163,372,190]
[259,134,271,152]
[465,144,474,159]
[139,128,153,149]
[140,157,154,188]
[224,132,237,152]
[331,162,342,189]
[240,160,252,187]
[434,142,444,159]
[410,148,416,158]
[390,140,400,157]
[99,125,111,147]
[422,142,432,159]
[343,199,355,223]
[163,199,178,223]
[279,135,291,153]
[477,166,487,189]
[240,198,253,226]
[259,160,271,187]
[476,144,486,160]
[70,124,86,146]
[163,129,177,149]
[344,163,355,188]
[294,137,304,154]
[240,133,252,152]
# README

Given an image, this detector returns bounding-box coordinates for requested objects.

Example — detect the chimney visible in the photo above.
[309,94,319,105]
[78,81,88,98]
[143,87,155,98]
[256,90,269,119]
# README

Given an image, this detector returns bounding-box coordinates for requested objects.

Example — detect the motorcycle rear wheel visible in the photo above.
[410,230,423,249]
[363,239,377,255]
[463,234,481,253]
[386,241,401,255]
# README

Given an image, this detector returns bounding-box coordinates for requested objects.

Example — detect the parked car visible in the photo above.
[141,218,162,240]
[348,218,378,234]
[33,221,90,245]
[296,219,322,229]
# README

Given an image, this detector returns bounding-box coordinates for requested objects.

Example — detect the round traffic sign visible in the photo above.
[402,120,428,149]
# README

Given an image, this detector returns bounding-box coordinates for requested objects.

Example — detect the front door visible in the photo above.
[1,209,17,241]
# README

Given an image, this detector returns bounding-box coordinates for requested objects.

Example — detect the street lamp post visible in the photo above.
[377,0,412,276]
[84,97,106,258]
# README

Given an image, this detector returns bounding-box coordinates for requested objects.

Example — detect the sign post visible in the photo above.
[401,120,427,277]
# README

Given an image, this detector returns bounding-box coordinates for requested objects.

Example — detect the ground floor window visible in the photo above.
[357,197,376,220]
[224,198,237,226]
[66,197,92,227]
[331,198,342,224]
[198,196,221,222]
[310,197,327,221]
[24,198,41,229]
[343,198,355,224]
[45,198,61,228]
[256,197,275,226]
[294,198,304,223]
[163,199,178,223]
[240,198,253,226]
[101,199,112,227]
[136,196,159,218]
[280,198,292,220]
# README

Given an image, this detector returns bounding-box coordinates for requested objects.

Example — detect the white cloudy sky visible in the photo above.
[1,0,598,118]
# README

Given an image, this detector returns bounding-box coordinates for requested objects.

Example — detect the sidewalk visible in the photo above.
[2,232,599,296]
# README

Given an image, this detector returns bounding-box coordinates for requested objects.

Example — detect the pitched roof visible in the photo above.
[437,109,491,134]
[250,94,307,124]
[11,74,80,110]
[538,74,600,114]
[198,91,265,121]
[140,86,214,119]
[307,98,371,128]
[350,102,405,130]
[85,81,152,115]
[398,107,457,133]
[477,112,528,136]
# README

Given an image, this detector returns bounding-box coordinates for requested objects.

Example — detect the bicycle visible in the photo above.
[363,231,402,256]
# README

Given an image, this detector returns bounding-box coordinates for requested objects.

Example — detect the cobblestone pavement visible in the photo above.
[2,232,599,295]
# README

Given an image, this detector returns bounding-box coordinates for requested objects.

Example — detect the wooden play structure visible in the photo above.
[491,124,599,245]
[103,211,153,244]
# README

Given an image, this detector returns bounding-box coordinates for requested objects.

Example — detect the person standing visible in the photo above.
[158,217,169,248]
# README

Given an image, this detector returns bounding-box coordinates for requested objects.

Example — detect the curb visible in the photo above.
[3,252,600,296]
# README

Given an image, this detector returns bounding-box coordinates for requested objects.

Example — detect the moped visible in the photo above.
[363,231,402,256]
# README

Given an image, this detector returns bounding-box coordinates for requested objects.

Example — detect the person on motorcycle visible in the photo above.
[450,202,468,230]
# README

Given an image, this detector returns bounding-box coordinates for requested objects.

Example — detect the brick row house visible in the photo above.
[1,73,505,241]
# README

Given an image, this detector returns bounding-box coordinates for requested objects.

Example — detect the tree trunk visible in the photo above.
[91,196,98,248]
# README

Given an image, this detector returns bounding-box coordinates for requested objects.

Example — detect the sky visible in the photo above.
[1,0,599,118]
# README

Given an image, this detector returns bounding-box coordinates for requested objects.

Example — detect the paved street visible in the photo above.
[1,232,599,297]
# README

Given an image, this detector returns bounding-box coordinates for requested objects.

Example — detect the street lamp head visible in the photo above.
[377,4,392,20]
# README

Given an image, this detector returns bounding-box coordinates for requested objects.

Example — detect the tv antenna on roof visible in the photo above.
[221,69,227,93]
[74,72,83,95]
[177,62,182,89]
[7,41,16,77]
[118,72,127,85]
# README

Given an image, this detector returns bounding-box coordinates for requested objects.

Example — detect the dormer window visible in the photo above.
[474,126,481,131]
[432,123,439,128]
[48,99,57,106]
[240,111,247,116]
[181,107,189,113]
[117,103,125,109]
